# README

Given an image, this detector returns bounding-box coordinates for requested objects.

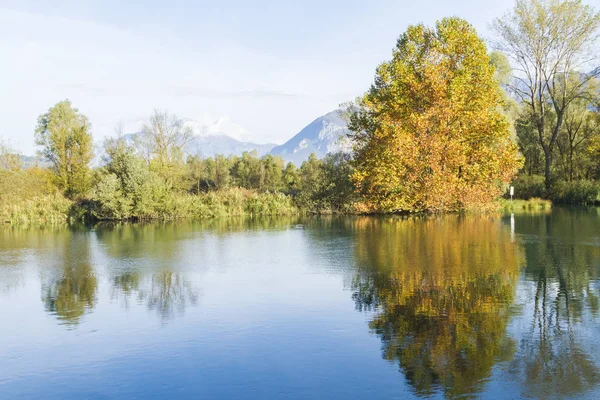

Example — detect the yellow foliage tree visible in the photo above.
[348,18,523,212]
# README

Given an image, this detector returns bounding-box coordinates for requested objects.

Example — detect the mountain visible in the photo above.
[123,116,276,158]
[20,155,51,169]
[184,135,276,158]
[181,115,276,157]
[269,110,352,165]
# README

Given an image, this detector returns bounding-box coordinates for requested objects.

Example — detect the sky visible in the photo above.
[0,0,551,153]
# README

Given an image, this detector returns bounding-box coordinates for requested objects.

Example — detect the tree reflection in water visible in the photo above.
[101,218,298,321]
[96,223,201,322]
[509,209,600,398]
[40,229,97,327]
[350,215,521,398]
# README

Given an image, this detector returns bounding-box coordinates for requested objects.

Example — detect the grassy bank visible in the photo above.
[497,197,552,213]
[2,192,559,226]
[511,175,600,205]
[91,188,299,221]
[0,188,300,226]
[0,194,74,225]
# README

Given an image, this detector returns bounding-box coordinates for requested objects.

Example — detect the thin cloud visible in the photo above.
[166,86,298,98]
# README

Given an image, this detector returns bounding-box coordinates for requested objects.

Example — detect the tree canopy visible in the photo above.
[35,100,93,198]
[348,18,522,212]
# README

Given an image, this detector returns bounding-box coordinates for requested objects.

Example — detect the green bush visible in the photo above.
[498,197,552,213]
[91,187,298,221]
[511,175,546,200]
[550,180,600,205]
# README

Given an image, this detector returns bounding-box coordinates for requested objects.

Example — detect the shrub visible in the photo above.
[498,197,551,213]
[550,180,600,205]
[510,175,546,200]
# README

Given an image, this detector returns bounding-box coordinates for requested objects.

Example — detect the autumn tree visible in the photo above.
[493,0,600,190]
[348,18,522,212]
[35,100,93,197]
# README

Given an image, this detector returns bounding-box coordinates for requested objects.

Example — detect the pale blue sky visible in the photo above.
[1,0,584,153]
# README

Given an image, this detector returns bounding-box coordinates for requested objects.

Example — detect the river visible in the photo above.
[1,209,599,399]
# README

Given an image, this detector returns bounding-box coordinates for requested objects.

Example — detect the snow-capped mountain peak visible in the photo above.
[183,114,250,142]
[269,109,352,165]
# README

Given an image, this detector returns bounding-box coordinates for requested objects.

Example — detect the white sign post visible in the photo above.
[509,186,514,203]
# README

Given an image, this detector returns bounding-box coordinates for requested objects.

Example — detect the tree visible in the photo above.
[556,94,600,180]
[493,0,600,189]
[295,153,326,211]
[93,137,170,220]
[186,155,208,193]
[321,152,356,212]
[259,154,284,192]
[134,109,192,189]
[205,155,231,190]
[348,18,522,212]
[35,100,93,197]
[282,162,299,195]
[230,151,261,189]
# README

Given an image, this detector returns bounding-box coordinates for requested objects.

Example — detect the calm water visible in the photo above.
[1,210,599,399]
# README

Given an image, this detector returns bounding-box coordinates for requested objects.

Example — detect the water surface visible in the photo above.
[1,210,599,399]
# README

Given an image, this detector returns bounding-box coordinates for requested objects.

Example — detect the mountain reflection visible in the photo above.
[509,209,600,398]
[350,215,521,398]
[40,229,97,327]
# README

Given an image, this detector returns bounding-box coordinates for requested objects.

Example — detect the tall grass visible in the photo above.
[497,197,552,213]
[0,194,73,225]
[92,188,299,221]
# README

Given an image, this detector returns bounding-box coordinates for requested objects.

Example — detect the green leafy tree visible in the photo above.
[282,162,299,195]
[205,155,231,190]
[259,154,284,192]
[93,138,170,219]
[35,100,93,197]
[295,153,326,212]
[134,109,192,189]
[556,95,600,181]
[494,0,600,190]
[230,151,261,189]
[321,152,355,212]
[186,155,208,193]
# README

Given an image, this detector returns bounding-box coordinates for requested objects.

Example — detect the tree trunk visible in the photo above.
[543,147,552,191]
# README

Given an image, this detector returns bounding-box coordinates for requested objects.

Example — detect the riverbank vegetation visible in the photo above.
[1,0,600,224]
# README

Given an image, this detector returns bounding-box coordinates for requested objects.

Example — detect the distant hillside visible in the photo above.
[20,155,51,169]
[122,117,276,158]
[269,110,352,165]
